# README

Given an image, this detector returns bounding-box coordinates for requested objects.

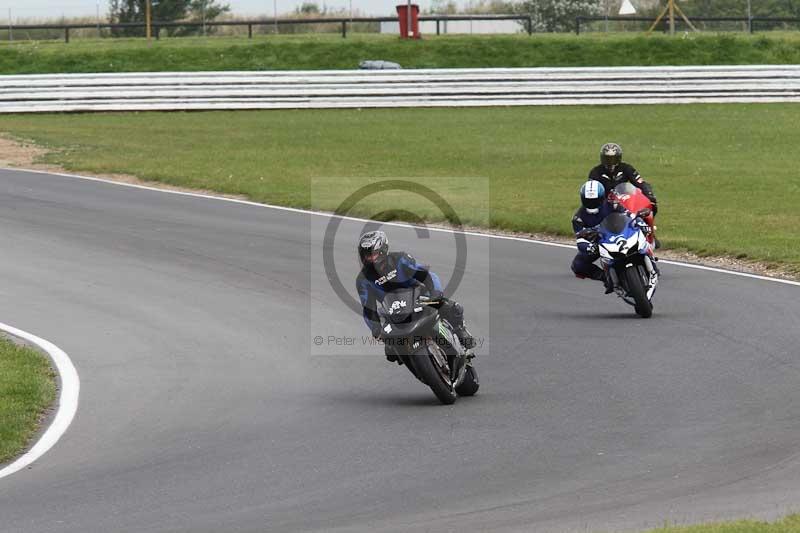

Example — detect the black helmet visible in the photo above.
[600,142,622,172]
[580,180,606,213]
[358,230,389,267]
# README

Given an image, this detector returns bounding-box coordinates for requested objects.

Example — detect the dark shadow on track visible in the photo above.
[548,311,645,320]
[322,391,486,408]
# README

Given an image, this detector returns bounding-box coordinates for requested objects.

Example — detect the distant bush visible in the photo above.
[516,0,602,32]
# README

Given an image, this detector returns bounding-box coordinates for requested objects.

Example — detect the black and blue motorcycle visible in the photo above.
[377,285,479,405]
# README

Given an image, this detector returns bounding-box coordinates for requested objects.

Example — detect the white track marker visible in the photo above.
[0,322,80,480]
[6,167,800,289]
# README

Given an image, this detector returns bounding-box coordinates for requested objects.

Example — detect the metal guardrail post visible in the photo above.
[342,20,346,38]
[65,27,70,43]
[527,16,533,35]
[576,16,581,35]
[248,23,252,38]
[436,20,440,35]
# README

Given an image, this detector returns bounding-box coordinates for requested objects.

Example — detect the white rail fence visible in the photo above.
[1,65,798,112]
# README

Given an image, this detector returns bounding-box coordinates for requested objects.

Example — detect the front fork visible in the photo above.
[643,254,657,277]
[604,261,621,289]
[433,321,468,388]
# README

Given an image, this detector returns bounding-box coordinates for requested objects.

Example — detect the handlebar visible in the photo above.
[576,228,600,242]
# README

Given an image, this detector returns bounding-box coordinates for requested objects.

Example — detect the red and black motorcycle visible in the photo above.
[609,182,657,246]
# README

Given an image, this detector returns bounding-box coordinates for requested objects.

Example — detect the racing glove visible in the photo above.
[634,219,653,235]
[576,228,600,242]
[647,195,658,215]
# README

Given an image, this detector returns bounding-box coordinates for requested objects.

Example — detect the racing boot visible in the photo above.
[589,266,614,294]
[455,324,476,353]
[446,300,475,354]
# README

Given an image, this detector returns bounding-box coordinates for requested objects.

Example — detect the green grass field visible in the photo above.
[0,337,56,465]
[647,514,800,532]
[1,33,800,73]
[0,103,796,272]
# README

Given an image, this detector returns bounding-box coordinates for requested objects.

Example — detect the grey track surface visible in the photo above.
[0,168,798,533]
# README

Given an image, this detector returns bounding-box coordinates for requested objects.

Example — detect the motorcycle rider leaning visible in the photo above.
[571,180,652,294]
[589,143,658,216]
[356,230,475,363]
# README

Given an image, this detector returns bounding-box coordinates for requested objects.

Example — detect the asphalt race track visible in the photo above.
[0,168,799,533]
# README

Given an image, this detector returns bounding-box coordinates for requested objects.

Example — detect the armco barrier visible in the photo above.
[0,65,798,113]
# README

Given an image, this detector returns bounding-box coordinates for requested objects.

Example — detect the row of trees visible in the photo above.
[518,0,603,32]
[108,0,800,36]
[430,0,603,33]
[417,0,601,32]
[430,0,800,33]
[687,0,800,18]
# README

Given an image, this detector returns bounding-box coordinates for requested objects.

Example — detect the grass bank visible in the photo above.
[0,103,795,273]
[1,33,800,73]
[647,514,800,532]
[0,336,56,465]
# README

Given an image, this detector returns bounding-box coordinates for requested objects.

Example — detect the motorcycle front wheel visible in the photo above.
[624,265,653,318]
[413,342,457,405]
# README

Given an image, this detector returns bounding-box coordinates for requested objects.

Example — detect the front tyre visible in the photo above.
[624,266,653,318]
[413,342,457,405]
[455,364,479,397]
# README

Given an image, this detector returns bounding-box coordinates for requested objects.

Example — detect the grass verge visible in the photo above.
[2,33,800,73]
[647,514,800,532]
[0,103,796,274]
[0,336,56,465]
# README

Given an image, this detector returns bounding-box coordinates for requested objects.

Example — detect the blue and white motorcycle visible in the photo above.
[595,212,659,318]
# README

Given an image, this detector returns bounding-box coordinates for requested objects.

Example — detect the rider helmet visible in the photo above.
[600,142,623,173]
[580,180,606,215]
[358,230,389,269]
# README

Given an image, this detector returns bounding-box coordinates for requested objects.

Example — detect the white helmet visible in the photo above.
[580,180,606,215]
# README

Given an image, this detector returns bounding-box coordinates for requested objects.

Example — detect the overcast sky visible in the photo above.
[0,1,462,19]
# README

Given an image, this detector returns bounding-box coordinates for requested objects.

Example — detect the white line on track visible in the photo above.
[6,166,800,289]
[0,322,79,480]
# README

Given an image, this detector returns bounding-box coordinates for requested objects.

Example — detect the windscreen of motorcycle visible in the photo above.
[599,212,631,235]
[381,287,416,324]
[613,182,638,197]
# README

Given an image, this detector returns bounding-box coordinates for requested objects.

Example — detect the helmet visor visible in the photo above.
[361,250,381,264]
[583,196,603,210]
[601,153,621,170]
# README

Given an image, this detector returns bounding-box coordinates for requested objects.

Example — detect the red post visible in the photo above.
[396,4,421,39]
